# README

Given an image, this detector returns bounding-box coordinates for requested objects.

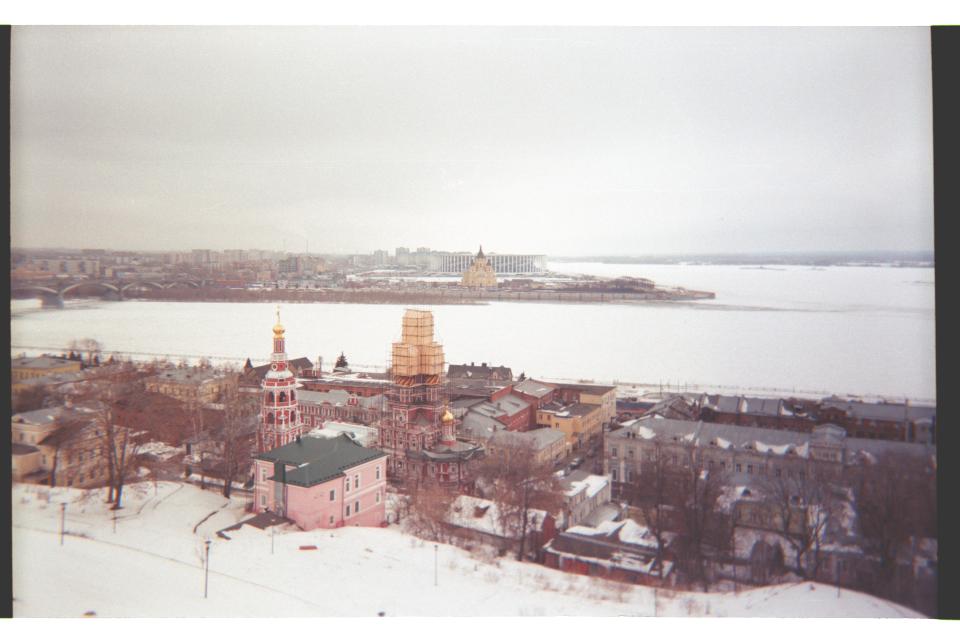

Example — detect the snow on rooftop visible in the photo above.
[635,425,656,440]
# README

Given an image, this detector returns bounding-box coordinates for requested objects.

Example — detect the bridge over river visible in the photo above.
[10,277,210,308]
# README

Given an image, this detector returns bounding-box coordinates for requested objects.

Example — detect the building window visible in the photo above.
[345,505,351,518]
[612,468,619,481]
[260,494,267,506]
[354,475,360,489]
[747,465,754,474]
[376,466,381,480]
[345,479,350,492]
[376,491,381,503]
[330,515,335,526]
[611,447,618,458]
[355,501,360,513]
[628,449,634,459]
[736,464,742,473]
[775,468,782,477]
[329,489,336,501]
[261,468,268,482]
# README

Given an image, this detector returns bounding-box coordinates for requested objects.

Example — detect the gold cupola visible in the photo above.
[273,306,285,339]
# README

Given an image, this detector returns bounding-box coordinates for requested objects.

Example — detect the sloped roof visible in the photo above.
[260,434,385,487]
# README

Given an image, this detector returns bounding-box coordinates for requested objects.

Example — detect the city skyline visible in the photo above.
[11,27,934,255]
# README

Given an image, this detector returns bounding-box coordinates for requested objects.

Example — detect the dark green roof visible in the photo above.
[259,434,385,488]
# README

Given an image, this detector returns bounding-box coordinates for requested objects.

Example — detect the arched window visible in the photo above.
[278,392,287,403]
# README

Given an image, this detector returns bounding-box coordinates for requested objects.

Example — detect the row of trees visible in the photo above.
[630,440,936,611]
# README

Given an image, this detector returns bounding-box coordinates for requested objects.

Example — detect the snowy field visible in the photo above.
[11,481,921,618]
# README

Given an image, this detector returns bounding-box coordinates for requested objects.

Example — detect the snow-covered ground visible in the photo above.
[11,481,921,618]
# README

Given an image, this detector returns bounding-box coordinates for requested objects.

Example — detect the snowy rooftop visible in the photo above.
[446,495,548,537]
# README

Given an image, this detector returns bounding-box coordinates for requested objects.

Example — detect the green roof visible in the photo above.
[259,434,385,488]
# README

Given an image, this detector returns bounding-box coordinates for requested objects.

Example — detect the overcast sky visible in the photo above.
[11,27,934,256]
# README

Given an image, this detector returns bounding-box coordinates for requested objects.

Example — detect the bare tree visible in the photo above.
[632,440,672,579]
[847,453,936,602]
[406,479,457,542]
[673,446,731,590]
[101,412,144,509]
[760,464,839,578]
[473,440,563,561]
[218,378,256,499]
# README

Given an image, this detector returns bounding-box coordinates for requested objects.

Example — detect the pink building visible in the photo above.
[253,433,388,530]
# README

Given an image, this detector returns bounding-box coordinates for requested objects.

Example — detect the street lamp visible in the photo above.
[204,539,211,599]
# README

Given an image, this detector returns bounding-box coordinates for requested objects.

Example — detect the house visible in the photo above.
[11,355,83,382]
[467,392,534,432]
[486,427,568,467]
[537,401,602,451]
[551,382,617,424]
[253,432,388,530]
[11,402,129,488]
[144,367,238,404]
[559,469,613,529]
[447,362,513,382]
[542,519,673,585]
[444,494,557,560]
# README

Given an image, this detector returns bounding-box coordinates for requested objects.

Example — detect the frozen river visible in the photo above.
[10,263,936,400]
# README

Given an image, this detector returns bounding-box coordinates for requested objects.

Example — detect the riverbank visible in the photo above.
[112,286,716,306]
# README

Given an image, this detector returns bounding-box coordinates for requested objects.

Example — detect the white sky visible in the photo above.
[10,26,934,255]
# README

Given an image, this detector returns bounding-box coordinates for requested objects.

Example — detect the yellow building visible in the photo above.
[144,367,237,404]
[461,246,498,289]
[12,356,83,382]
[537,402,603,451]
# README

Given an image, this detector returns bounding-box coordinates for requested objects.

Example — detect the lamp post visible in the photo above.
[204,539,211,599]
[60,502,66,546]
[434,544,438,587]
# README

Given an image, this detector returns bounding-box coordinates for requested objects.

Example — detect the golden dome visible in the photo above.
[441,409,455,423]
[273,306,285,338]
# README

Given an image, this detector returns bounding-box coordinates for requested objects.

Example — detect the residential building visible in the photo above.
[11,402,123,488]
[444,494,557,560]
[558,469,613,529]
[12,356,83,382]
[538,401,603,451]
[447,361,513,382]
[252,432,387,530]
[552,382,617,424]
[543,519,673,585]
[144,367,237,405]
[486,427,568,468]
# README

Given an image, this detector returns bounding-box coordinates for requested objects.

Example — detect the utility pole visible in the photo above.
[204,539,211,599]
[60,502,66,546]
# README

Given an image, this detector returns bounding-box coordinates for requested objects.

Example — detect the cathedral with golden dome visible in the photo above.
[460,245,498,289]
